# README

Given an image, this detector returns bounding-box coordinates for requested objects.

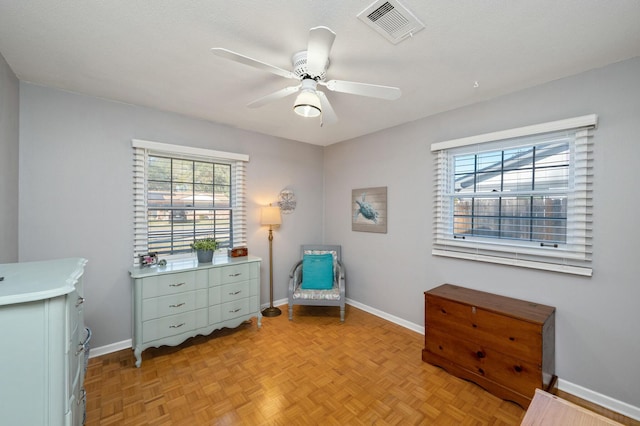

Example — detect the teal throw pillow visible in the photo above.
[301,253,334,290]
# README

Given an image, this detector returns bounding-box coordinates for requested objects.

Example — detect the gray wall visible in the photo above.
[324,57,640,408]
[18,83,325,348]
[0,52,19,262]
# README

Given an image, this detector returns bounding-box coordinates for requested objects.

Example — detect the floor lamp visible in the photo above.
[261,205,282,317]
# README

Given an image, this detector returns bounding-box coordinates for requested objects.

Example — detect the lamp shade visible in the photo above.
[261,206,282,226]
[293,90,321,118]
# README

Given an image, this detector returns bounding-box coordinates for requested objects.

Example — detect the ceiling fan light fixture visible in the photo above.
[293,88,321,118]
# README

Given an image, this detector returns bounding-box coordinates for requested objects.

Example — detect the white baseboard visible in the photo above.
[557,379,640,421]
[88,300,639,421]
[89,338,132,358]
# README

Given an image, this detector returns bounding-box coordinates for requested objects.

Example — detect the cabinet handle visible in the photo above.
[229,290,242,295]
[169,303,186,308]
[476,351,485,359]
[169,282,186,287]
[514,365,523,373]
[169,322,186,328]
[76,344,85,356]
[229,273,242,277]
[229,308,241,313]
[76,297,85,307]
[77,389,87,405]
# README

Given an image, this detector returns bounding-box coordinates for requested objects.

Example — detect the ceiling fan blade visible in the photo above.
[306,26,336,76]
[247,85,300,108]
[211,48,296,80]
[316,91,338,125]
[322,80,402,100]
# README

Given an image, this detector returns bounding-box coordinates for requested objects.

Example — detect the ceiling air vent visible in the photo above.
[357,0,425,44]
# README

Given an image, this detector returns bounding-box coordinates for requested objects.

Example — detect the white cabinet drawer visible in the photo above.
[222,298,250,321]
[142,311,196,343]
[220,281,249,303]
[220,264,250,284]
[141,271,196,299]
[143,291,197,321]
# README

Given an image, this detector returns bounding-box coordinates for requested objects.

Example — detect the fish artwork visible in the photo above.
[354,192,379,224]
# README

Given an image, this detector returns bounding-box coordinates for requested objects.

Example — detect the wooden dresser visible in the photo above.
[423,284,556,408]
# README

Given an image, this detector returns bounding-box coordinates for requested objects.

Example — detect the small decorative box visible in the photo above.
[228,247,248,257]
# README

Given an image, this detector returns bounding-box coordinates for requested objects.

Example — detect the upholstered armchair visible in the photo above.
[288,245,346,322]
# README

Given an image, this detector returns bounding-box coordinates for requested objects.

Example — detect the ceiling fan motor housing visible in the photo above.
[292,51,328,80]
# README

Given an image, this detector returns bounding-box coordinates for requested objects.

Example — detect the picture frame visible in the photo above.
[352,186,387,233]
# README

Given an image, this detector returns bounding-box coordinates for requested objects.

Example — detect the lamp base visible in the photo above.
[262,306,282,317]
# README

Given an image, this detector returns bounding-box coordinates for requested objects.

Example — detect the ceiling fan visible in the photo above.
[211,26,401,125]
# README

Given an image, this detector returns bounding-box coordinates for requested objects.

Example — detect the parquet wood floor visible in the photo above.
[85,305,528,425]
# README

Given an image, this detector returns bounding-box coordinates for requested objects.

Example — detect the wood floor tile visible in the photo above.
[82,304,624,425]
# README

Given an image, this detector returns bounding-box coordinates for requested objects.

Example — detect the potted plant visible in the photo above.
[191,237,218,263]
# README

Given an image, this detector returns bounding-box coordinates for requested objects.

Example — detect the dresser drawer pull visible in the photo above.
[228,273,242,277]
[229,308,242,313]
[77,388,87,406]
[476,351,485,359]
[169,322,186,328]
[514,365,523,373]
[76,297,86,307]
[76,344,85,356]
[169,282,186,287]
[229,290,242,295]
[169,303,186,308]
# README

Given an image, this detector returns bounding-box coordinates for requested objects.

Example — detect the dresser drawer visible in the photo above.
[427,295,543,361]
[220,281,250,303]
[220,264,250,284]
[425,328,542,397]
[141,271,196,299]
[142,289,207,321]
[142,311,196,343]
[221,298,250,321]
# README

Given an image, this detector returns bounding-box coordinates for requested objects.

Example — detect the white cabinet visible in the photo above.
[0,258,89,426]
[131,256,261,367]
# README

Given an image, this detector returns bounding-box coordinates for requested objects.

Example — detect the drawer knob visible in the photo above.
[230,308,241,313]
[75,344,85,356]
[476,351,485,359]
[514,365,523,373]
[229,273,242,277]
[440,308,447,314]
[229,290,242,295]
[169,322,186,328]
[76,297,85,307]
[478,368,485,375]
[169,282,186,287]
[169,303,186,308]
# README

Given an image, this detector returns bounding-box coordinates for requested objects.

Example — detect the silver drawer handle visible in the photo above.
[169,282,186,287]
[76,297,85,307]
[229,308,241,313]
[169,303,186,308]
[77,389,87,405]
[229,290,242,295]
[169,322,186,328]
[229,273,242,277]
[75,344,85,356]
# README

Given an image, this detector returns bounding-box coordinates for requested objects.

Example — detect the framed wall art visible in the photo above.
[352,186,387,233]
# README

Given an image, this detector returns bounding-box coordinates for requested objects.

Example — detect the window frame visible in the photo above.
[431,115,597,276]
[132,139,249,265]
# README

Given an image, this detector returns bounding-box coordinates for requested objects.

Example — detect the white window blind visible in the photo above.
[132,139,248,265]
[431,115,597,276]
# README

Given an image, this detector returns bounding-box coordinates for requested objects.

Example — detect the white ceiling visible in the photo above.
[1,1,639,146]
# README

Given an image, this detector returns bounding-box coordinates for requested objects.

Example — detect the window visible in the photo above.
[132,139,248,264]
[431,115,597,276]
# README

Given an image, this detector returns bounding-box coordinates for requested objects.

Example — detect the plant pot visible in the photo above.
[196,249,214,264]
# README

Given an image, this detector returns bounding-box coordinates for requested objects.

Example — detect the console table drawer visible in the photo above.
[142,271,196,299]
